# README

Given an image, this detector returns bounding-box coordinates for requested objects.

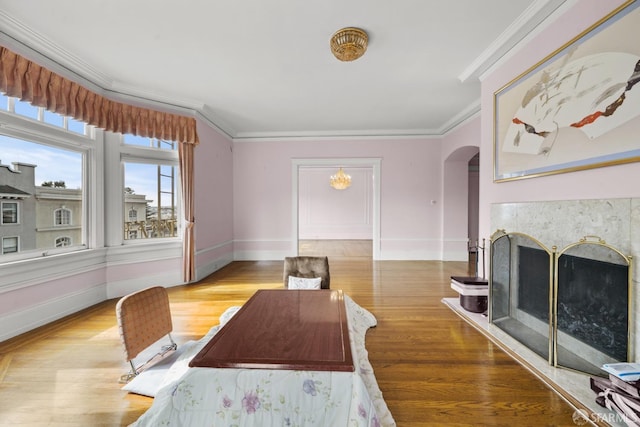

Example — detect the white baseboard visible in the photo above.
[106,270,184,300]
[196,253,234,281]
[0,284,107,342]
[233,250,290,261]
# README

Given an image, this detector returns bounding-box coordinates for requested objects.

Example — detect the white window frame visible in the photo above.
[1,201,19,225]
[54,207,72,226]
[128,207,137,222]
[103,132,181,248]
[55,236,72,247]
[0,109,99,263]
[8,97,89,134]
[2,236,19,254]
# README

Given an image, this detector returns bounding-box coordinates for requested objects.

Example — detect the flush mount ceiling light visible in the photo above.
[330,27,368,62]
[330,167,352,190]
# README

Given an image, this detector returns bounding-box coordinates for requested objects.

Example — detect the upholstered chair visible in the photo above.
[283,256,330,289]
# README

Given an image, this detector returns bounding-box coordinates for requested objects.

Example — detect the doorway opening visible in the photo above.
[291,158,381,260]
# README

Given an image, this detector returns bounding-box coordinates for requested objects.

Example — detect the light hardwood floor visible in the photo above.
[299,239,373,258]
[0,257,579,426]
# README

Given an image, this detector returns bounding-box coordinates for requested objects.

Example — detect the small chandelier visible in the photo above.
[330,27,368,62]
[330,168,351,190]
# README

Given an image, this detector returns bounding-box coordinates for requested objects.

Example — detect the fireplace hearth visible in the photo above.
[490,231,632,376]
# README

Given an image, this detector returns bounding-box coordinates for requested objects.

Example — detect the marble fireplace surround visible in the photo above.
[445,198,639,424]
[491,198,640,356]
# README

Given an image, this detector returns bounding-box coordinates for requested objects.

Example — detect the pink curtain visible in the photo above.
[0,46,199,143]
[178,142,196,283]
[1,45,199,283]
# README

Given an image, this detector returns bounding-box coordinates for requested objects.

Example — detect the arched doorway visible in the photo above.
[442,146,480,261]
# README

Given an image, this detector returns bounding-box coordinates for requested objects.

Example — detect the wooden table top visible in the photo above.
[189,289,354,372]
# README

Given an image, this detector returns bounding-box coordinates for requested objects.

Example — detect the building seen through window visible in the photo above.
[122,133,179,241]
[2,201,18,224]
[123,162,178,240]
[0,142,83,256]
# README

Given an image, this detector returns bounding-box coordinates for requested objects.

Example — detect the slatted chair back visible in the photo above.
[116,286,174,362]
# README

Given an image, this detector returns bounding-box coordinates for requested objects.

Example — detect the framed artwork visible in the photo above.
[494,0,640,182]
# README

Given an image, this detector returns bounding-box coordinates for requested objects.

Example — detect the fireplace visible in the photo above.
[554,240,631,375]
[490,231,632,376]
[490,232,553,363]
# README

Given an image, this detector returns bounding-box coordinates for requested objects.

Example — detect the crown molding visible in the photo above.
[458,0,568,83]
[232,128,444,142]
[438,98,481,135]
[0,11,237,142]
[0,11,113,90]
[478,0,579,82]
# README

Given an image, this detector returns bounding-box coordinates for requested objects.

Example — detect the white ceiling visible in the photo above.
[0,0,568,140]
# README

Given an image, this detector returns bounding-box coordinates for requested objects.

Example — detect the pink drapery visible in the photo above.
[178,142,196,283]
[0,46,198,282]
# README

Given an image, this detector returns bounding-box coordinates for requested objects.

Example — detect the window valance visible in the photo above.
[0,46,198,145]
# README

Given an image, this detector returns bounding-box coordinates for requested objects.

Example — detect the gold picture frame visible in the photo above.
[493,0,640,182]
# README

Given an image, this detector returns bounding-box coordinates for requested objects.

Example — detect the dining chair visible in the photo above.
[283,256,330,289]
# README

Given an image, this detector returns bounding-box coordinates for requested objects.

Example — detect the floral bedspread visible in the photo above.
[131,295,395,427]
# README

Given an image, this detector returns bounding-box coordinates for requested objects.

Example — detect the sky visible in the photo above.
[0,94,177,207]
[0,134,83,189]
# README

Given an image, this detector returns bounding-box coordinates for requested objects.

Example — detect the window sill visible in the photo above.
[0,240,182,294]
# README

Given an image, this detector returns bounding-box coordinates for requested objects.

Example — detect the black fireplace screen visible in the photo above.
[556,253,629,362]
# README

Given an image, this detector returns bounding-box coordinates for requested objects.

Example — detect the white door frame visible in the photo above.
[291,158,381,260]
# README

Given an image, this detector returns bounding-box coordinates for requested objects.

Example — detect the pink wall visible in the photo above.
[479,0,640,243]
[193,120,235,272]
[0,268,105,314]
[441,117,481,260]
[233,137,444,259]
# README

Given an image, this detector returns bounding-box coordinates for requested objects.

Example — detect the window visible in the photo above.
[2,236,18,254]
[55,236,71,247]
[0,106,87,259]
[0,93,8,111]
[1,202,18,224]
[123,162,178,240]
[54,208,71,226]
[124,134,177,151]
[12,99,39,120]
[1,93,182,267]
[7,97,89,135]
[121,134,180,242]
